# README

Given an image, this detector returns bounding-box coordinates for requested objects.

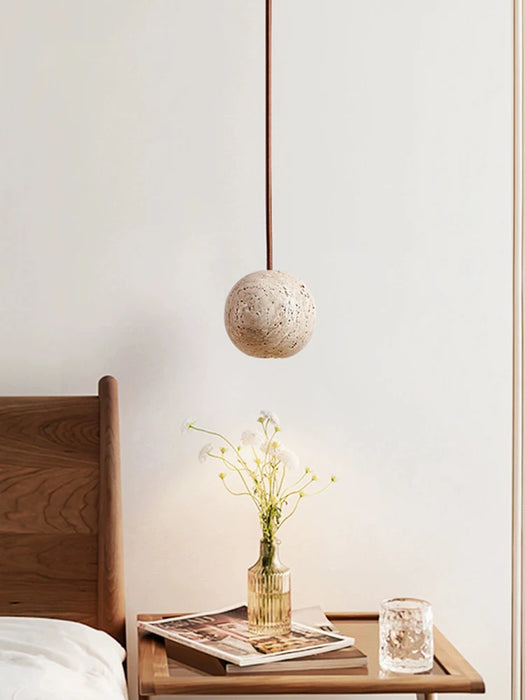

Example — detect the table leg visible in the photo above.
[416,694,437,700]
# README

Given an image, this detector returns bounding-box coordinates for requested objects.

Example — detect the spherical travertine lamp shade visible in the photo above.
[223,3,317,359]
[224,270,316,358]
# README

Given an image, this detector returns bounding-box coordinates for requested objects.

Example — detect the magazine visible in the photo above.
[137,604,355,667]
[223,645,368,674]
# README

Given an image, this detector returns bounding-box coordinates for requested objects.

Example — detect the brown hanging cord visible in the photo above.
[266,0,273,270]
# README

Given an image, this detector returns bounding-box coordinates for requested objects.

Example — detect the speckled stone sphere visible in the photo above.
[224,270,316,358]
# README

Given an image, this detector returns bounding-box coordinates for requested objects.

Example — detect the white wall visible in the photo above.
[0,1,511,699]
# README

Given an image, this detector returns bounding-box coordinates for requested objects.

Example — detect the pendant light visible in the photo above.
[224,0,316,359]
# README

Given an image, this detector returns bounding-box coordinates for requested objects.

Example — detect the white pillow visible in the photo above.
[0,616,128,700]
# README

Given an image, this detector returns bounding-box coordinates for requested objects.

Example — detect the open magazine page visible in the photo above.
[138,604,354,667]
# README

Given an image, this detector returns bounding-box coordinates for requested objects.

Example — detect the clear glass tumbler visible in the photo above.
[379,597,433,673]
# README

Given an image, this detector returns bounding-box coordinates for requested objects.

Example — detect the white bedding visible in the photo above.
[0,617,128,700]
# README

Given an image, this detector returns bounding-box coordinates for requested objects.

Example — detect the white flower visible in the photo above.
[259,410,280,426]
[199,443,213,462]
[261,438,280,455]
[241,430,258,446]
[180,418,195,433]
[276,447,300,471]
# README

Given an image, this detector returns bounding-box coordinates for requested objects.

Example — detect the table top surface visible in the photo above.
[137,612,485,696]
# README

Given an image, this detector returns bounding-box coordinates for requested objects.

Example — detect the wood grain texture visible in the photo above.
[0,465,99,534]
[0,532,97,623]
[139,630,170,696]
[97,375,126,647]
[0,376,126,648]
[0,398,99,467]
[1,533,97,579]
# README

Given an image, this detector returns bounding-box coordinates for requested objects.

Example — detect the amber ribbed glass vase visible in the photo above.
[247,539,291,635]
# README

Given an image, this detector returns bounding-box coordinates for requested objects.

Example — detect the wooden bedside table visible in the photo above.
[137,612,485,699]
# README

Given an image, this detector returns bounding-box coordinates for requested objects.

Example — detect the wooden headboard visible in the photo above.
[0,376,125,647]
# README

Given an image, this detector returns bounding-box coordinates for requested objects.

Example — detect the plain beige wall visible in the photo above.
[0,1,511,699]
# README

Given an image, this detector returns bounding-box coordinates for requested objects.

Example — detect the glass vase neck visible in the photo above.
[257,538,286,570]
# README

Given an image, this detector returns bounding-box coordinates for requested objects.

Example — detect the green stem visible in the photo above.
[190,426,249,467]
[207,453,260,506]
[221,481,252,498]
[277,494,303,531]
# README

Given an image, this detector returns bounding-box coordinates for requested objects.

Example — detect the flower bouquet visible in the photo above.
[184,410,335,634]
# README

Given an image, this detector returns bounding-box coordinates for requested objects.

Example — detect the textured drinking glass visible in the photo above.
[379,598,433,673]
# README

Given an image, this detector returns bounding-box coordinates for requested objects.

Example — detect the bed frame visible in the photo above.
[0,375,126,647]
